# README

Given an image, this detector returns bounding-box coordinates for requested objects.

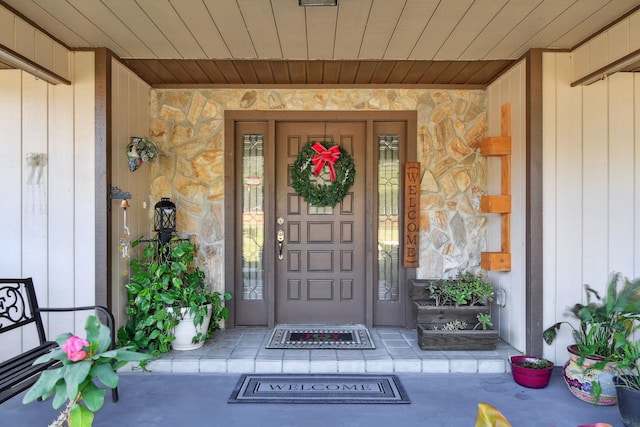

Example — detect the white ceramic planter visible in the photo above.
[169,304,212,351]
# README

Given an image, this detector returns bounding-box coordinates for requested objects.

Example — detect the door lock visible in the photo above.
[277,229,285,260]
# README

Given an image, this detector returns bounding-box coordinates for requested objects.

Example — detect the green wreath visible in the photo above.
[291,141,356,207]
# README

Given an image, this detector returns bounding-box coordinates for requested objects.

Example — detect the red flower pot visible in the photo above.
[510,355,554,389]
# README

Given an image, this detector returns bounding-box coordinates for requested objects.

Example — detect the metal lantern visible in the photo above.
[154,197,176,245]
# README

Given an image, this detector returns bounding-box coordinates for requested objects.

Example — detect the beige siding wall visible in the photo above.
[0,4,70,81]
[486,60,527,353]
[542,51,640,363]
[109,58,151,327]
[0,52,96,361]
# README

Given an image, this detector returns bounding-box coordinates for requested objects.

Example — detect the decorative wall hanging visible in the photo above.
[26,153,47,185]
[290,141,355,207]
[403,162,420,268]
[127,137,158,172]
[25,152,47,214]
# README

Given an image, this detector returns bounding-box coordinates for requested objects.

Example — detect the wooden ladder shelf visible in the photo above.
[480,103,511,271]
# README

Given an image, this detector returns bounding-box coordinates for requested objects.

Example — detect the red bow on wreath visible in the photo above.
[311,142,341,181]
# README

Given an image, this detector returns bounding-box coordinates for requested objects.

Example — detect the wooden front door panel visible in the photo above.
[275,121,366,324]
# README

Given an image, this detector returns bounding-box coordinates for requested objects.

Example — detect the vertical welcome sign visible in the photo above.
[404,162,420,267]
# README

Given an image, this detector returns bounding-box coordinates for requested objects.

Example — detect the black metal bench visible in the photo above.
[0,278,119,404]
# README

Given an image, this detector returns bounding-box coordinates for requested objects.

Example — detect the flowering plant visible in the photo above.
[23,315,151,427]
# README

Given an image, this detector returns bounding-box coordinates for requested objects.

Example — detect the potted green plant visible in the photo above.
[611,340,640,427]
[413,271,498,350]
[117,237,232,355]
[543,273,640,405]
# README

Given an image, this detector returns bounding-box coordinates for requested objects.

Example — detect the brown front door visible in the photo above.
[275,121,366,324]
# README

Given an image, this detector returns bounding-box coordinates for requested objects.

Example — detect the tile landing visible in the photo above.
[139,327,517,375]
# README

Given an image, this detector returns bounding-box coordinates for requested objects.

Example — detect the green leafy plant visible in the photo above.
[474,313,494,330]
[117,238,232,358]
[23,315,151,427]
[543,273,640,361]
[610,339,640,391]
[511,357,553,369]
[438,320,468,331]
[433,314,494,331]
[427,271,494,307]
[543,273,640,402]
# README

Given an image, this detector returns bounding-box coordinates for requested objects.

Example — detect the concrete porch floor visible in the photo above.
[145,327,514,374]
[0,327,625,426]
[2,372,623,426]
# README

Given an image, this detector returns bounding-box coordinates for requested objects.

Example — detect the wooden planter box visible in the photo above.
[408,279,442,301]
[417,324,499,350]
[413,300,490,325]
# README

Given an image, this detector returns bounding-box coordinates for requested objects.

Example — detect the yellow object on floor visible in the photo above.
[475,403,512,427]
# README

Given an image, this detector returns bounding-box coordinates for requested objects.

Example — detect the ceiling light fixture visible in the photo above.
[299,0,338,6]
[0,46,70,85]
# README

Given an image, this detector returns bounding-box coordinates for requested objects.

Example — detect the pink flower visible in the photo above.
[61,336,89,361]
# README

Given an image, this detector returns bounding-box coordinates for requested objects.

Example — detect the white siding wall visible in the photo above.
[0,52,96,361]
[572,8,640,83]
[486,60,527,352]
[542,51,640,363]
[110,59,151,327]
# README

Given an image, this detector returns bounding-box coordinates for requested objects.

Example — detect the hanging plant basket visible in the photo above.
[290,141,355,207]
[127,137,158,172]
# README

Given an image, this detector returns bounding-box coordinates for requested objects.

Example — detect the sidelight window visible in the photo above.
[241,134,264,300]
[377,134,400,301]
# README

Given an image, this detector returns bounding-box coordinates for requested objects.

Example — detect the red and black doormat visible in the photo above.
[266,325,375,349]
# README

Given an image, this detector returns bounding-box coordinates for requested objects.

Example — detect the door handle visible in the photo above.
[277,229,285,260]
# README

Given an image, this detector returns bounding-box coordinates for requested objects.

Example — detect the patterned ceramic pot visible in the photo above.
[562,345,617,405]
[127,138,144,172]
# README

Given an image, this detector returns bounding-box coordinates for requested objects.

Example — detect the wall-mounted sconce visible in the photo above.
[109,187,131,213]
[154,197,176,245]
[110,186,132,200]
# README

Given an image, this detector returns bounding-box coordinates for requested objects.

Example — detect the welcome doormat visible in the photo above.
[265,325,375,349]
[228,374,410,404]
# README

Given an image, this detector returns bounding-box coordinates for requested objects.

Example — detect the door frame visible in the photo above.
[224,110,417,328]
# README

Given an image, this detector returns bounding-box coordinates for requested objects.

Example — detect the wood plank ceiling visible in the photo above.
[117,59,515,86]
[2,0,640,87]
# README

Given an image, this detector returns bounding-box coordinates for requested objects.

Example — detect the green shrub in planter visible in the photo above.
[427,271,494,307]
[117,238,231,358]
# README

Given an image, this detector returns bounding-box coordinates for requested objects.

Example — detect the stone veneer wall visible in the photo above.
[148,89,488,292]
